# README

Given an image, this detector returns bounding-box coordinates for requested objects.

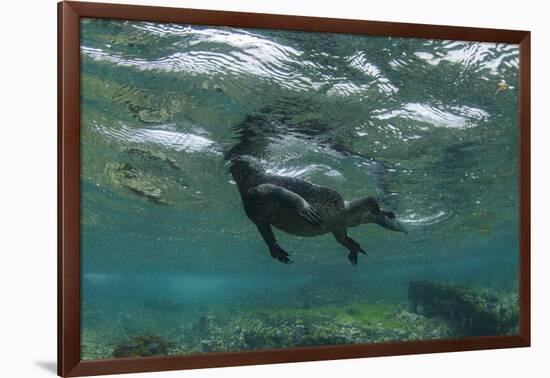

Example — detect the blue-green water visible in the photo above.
[80,19,520,360]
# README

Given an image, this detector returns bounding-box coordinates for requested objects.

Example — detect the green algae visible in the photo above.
[250,302,402,328]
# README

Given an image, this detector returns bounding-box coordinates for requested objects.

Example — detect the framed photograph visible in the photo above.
[58,1,530,376]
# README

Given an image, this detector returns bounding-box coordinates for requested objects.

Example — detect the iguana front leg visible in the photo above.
[245,183,323,264]
[256,223,292,264]
[247,184,323,226]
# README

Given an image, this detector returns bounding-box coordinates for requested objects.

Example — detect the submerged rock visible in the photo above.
[121,147,181,173]
[408,280,518,336]
[138,108,171,123]
[112,335,175,358]
[105,147,187,204]
[106,162,165,203]
[195,314,212,336]
[111,83,188,124]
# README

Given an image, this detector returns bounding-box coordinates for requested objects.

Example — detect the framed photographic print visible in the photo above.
[58,1,530,376]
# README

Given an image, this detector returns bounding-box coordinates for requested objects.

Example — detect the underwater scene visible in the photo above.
[80,19,520,360]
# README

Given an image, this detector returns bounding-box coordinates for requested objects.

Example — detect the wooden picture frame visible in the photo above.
[58,1,531,376]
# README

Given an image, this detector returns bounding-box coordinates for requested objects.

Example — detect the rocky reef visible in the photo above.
[80,282,519,360]
[167,304,454,355]
[81,302,455,360]
[408,280,518,336]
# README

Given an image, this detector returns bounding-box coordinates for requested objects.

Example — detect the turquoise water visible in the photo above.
[80,19,520,360]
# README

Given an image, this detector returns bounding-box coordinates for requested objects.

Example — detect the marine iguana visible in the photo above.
[229,158,407,265]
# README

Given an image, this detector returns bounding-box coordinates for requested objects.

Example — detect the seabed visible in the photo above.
[81,281,518,360]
